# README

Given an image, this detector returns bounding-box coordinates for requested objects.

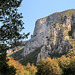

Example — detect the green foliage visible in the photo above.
[37,55,75,75]
[57,56,70,69]
[36,57,46,75]
[36,57,62,75]
[0,0,29,75]
[65,26,68,30]
[57,56,75,75]
[66,37,75,57]
[69,57,75,72]
[0,0,22,8]
[0,45,16,75]
[7,55,75,75]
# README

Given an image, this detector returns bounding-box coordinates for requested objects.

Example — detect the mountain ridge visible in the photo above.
[22,9,75,65]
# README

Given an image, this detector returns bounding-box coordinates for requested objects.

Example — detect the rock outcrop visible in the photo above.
[23,9,75,64]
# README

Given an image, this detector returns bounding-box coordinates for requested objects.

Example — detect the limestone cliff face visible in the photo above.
[23,9,75,64]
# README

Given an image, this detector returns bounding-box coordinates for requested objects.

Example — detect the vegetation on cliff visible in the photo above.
[60,9,75,17]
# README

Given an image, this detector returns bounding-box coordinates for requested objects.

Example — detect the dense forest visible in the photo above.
[7,54,75,75]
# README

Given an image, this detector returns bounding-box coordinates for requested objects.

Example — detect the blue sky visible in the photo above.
[18,0,75,40]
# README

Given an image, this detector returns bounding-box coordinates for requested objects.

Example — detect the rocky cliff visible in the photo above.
[23,9,75,64]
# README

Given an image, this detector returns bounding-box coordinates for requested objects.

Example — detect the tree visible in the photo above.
[0,0,29,74]
[36,57,46,75]
[25,63,37,75]
[36,57,62,75]
[69,56,75,75]
[57,55,75,75]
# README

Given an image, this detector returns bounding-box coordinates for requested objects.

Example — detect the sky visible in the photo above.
[18,0,75,40]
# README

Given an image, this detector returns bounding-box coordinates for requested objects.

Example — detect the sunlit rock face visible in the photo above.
[23,9,75,64]
[23,11,65,56]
